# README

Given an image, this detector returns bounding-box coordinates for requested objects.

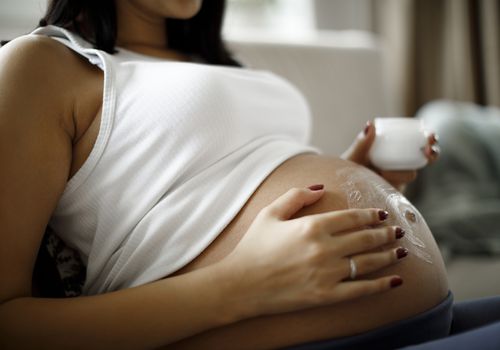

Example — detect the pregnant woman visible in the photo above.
[1,1,499,349]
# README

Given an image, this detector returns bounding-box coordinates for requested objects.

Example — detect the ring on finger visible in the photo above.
[349,257,357,280]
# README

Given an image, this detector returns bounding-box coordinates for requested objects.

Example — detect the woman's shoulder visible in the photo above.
[0,34,96,88]
[1,33,99,115]
[1,34,72,70]
[0,34,92,137]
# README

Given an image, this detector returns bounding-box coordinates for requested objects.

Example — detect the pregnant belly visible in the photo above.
[167,154,449,349]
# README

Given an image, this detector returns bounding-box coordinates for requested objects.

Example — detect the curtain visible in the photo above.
[373,0,500,116]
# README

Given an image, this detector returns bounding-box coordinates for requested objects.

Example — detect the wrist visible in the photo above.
[209,258,260,323]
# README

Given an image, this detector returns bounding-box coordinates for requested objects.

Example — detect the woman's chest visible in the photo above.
[68,62,311,180]
[114,63,311,139]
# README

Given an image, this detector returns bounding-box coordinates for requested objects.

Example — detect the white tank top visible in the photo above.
[31,25,318,295]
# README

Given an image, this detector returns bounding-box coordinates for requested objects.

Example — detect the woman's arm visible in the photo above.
[1,264,248,349]
[0,35,243,349]
[0,36,404,349]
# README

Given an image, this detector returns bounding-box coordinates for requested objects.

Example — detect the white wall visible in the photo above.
[224,0,316,38]
[0,0,46,39]
[314,0,373,31]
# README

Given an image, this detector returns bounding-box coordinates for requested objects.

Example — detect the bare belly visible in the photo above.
[166,154,449,349]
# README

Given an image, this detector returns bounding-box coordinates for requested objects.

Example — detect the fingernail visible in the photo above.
[395,227,405,239]
[430,145,440,156]
[396,247,408,259]
[364,121,371,136]
[390,277,404,288]
[378,210,389,221]
[308,184,324,191]
[432,134,439,143]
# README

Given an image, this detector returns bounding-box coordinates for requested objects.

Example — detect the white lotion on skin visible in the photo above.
[369,117,430,171]
[336,167,433,264]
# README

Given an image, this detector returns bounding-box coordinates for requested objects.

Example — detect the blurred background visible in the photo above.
[1,0,499,301]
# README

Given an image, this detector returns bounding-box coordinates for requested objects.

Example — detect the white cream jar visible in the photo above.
[368,117,429,170]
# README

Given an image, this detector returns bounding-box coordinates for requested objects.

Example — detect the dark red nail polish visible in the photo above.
[395,227,405,239]
[364,122,371,136]
[308,184,324,191]
[396,247,408,259]
[378,210,389,221]
[390,277,404,288]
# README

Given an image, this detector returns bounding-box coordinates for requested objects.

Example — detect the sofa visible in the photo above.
[227,30,389,156]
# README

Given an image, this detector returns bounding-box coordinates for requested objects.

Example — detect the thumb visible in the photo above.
[342,121,376,164]
[265,185,325,220]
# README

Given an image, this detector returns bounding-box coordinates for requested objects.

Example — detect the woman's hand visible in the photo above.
[217,186,407,318]
[341,121,440,191]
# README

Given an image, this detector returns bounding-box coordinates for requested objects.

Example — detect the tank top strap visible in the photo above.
[29,25,116,200]
[31,25,105,70]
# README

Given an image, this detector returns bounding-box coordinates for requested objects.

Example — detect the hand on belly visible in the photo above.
[167,155,449,349]
[221,186,407,317]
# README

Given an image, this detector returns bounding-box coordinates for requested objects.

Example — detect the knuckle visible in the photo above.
[370,282,384,294]
[360,231,378,249]
[301,218,321,237]
[359,282,379,297]
[287,188,308,208]
[289,187,305,199]
[379,279,391,292]
[355,283,373,296]
[370,209,380,221]
[259,205,275,218]
[346,210,361,225]
[330,242,342,256]
[306,242,326,262]
[381,252,395,266]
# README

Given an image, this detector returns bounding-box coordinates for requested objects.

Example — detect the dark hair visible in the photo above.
[2,0,241,67]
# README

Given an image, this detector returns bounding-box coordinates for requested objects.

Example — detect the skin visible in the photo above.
[0,0,446,348]
[163,156,448,349]
[114,0,202,60]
